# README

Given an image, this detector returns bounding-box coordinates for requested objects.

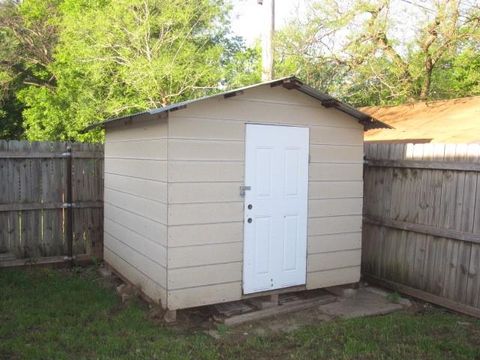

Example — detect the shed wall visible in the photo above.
[104,116,168,306]
[167,85,363,309]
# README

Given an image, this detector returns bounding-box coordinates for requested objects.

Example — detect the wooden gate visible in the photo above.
[0,141,103,266]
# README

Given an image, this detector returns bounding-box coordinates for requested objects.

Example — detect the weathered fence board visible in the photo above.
[363,143,480,317]
[0,140,103,265]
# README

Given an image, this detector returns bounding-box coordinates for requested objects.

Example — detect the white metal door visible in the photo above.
[243,124,309,294]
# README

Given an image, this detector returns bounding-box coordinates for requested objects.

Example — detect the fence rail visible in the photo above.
[0,140,103,266]
[362,143,480,317]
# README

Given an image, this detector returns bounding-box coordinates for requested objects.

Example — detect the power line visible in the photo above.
[398,0,473,21]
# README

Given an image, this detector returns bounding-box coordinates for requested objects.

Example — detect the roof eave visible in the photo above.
[83,76,392,132]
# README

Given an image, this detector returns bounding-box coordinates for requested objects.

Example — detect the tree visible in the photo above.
[222,41,262,89]
[275,0,480,106]
[13,0,235,141]
[0,0,60,139]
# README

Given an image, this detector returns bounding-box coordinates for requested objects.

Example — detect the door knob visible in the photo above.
[247,218,252,223]
[248,204,253,210]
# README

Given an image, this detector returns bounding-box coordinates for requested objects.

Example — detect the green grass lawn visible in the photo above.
[1,267,480,360]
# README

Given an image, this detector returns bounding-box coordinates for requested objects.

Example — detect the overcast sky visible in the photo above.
[231,0,305,45]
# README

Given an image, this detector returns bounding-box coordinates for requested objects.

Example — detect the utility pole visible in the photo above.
[258,0,275,81]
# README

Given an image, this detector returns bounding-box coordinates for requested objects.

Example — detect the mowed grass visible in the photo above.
[1,267,480,360]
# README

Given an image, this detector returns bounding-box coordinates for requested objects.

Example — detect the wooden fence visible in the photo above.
[0,141,103,266]
[362,143,480,317]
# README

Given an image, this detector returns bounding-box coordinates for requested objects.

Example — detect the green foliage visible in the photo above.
[222,41,262,89]
[430,47,480,99]
[275,0,480,107]
[386,292,401,304]
[215,323,230,336]
[0,0,61,140]
[0,0,254,141]
[18,0,236,141]
[1,0,480,140]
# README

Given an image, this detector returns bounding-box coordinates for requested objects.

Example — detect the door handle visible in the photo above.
[247,218,252,223]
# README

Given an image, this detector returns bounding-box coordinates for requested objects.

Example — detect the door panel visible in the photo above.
[243,124,309,294]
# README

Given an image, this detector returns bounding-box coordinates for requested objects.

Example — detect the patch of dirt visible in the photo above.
[232,307,332,337]
[0,351,20,360]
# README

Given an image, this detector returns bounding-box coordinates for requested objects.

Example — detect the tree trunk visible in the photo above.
[420,58,433,100]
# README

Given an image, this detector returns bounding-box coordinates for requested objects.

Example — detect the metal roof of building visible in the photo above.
[85,76,391,131]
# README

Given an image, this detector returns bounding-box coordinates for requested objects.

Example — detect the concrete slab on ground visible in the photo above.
[318,287,404,319]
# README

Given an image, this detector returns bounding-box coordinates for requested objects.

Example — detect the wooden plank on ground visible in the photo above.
[365,274,480,319]
[223,294,336,326]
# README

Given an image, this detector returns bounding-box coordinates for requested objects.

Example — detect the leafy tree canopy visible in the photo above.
[275,0,480,106]
[1,0,244,141]
[1,0,480,140]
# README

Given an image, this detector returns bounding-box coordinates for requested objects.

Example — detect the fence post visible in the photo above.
[64,145,73,263]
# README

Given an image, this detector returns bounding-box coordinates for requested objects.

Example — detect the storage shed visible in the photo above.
[88,77,389,314]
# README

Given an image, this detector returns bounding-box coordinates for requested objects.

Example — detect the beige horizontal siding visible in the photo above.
[310,145,363,163]
[105,188,167,224]
[308,215,363,236]
[168,161,243,182]
[308,232,362,254]
[105,218,166,266]
[308,198,363,218]
[104,121,168,303]
[168,262,242,290]
[307,249,361,273]
[167,282,242,310]
[105,115,167,141]
[168,139,243,161]
[169,116,245,141]
[168,163,362,188]
[307,266,361,289]
[105,139,167,160]
[171,116,363,146]
[168,242,242,269]
[168,182,242,204]
[168,180,363,204]
[105,203,167,247]
[177,96,361,130]
[104,232,166,288]
[309,181,363,200]
[168,222,243,247]
[238,85,324,107]
[105,158,167,182]
[105,173,167,202]
[309,163,363,181]
[168,202,243,226]
[105,248,166,306]
[310,126,363,145]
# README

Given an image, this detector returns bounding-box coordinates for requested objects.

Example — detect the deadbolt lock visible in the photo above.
[240,185,251,196]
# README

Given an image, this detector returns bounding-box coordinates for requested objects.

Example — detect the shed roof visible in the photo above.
[85,77,390,131]
[362,96,480,143]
